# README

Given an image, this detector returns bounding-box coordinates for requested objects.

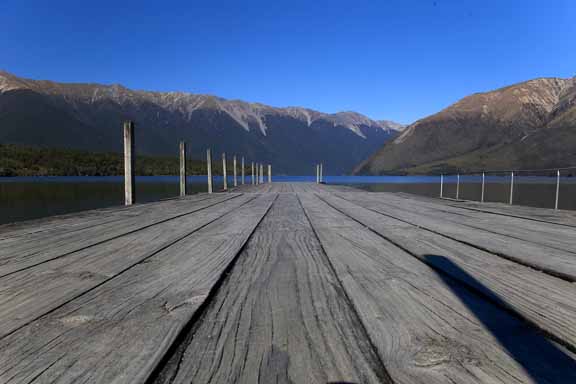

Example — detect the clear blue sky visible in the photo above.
[1,0,574,124]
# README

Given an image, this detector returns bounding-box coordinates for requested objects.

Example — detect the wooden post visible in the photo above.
[509,171,514,205]
[206,148,213,194]
[241,157,245,185]
[481,172,485,203]
[555,169,560,210]
[251,162,255,185]
[456,174,460,200]
[123,121,135,206]
[440,174,443,198]
[268,164,271,183]
[222,153,228,191]
[320,163,323,183]
[179,141,186,197]
[233,155,237,187]
[261,164,264,184]
[316,164,319,184]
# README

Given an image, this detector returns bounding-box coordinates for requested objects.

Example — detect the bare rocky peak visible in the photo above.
[0,70,401,138]
[0,70,29,92]
[432,77,575,122]
[393,76,576,145]
[378,119,406,131]
[357,75,576,175]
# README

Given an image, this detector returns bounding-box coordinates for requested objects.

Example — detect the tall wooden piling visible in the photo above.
[555,170,560,210]
[251,162,255,185]
[179,141,186,197]
[440,174,443,198]
[241,157,245,185]
[207,149,213,194]
[456,174,460,200]
[123,121,135,206]
[222,153,228,191]
[233,155,238,187]
[260,164,264,184]
[481,172,485,203]
[320,163,323,183]
[268,164,271,183]
[509,171,514,205]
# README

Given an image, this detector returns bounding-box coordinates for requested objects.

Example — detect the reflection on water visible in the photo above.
[2,175,576,225]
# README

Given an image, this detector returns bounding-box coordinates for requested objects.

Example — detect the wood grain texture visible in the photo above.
[354,191,576,254]
[0,194,276,384]
[1,182,576,383]
[152,193,391,384]
[0,195,257,339]
[449,198,576,227]
[0,194,240,277]
[399,192,576,228]
[0,194,209,240]
[0,193,220,246]
[299,192,576,384]
[317,192,576,354]
[334,191,576,281]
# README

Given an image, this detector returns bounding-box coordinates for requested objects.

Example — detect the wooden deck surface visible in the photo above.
[1,182,576,383]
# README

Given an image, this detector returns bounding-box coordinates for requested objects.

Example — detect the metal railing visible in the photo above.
[439,166,576,210]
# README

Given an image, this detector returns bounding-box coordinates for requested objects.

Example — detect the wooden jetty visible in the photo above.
[1,183,576,383]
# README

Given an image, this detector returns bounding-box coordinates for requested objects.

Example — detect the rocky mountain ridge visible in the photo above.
[356,76,576,174]
[0,71,402,174]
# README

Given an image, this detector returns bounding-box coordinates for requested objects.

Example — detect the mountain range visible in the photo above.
[0,71,402,174]
[356,77,576,175]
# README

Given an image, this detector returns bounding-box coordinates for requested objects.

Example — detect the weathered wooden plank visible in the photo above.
[335,191,576,281]
[360,191,576,253]
[0,194,241,277]
[0,194,277,384]
[318,192,576,354]
[299,192,576,384]
[151,194,390,384]
[0,194,204,240]
[0,193,230,246]
[294,182,356,193]
[450,198,576,227]
[0,195,258,339]
[398,192,576,228]
[2,182,575,383]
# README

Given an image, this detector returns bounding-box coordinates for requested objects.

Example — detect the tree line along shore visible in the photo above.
[0,144,246,177]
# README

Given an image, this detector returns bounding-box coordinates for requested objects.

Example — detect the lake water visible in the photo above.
[1,175,576,225]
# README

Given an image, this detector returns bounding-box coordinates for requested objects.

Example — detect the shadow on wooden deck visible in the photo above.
[424,255,576,383]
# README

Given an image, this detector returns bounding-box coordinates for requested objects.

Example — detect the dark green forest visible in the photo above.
[0,144,241,176]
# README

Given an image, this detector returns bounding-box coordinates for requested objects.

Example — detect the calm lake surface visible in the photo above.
[1,175,576,225]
